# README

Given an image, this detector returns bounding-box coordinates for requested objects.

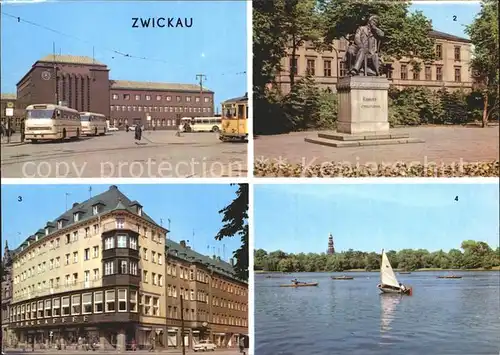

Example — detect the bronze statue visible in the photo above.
[343,15,384,76]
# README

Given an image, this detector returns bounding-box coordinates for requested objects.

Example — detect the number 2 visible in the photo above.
[453,15,457,21]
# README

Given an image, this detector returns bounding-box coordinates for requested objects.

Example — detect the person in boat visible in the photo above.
[292,279,299,285]
[399,283,406,292]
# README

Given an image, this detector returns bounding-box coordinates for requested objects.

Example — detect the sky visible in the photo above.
[254,183,499,254]
[1,184,242,262]
[0,0,247,109]
[409,1,481,39]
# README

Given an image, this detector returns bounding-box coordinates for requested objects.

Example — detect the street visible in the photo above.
[1,131,247,178]
[2,349,247,354]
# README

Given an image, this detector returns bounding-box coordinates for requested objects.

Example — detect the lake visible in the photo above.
[255,271,500,355]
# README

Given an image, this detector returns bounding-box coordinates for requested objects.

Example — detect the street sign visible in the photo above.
[5,108,13,117]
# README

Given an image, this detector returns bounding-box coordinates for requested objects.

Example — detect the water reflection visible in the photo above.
[380,294,401,342]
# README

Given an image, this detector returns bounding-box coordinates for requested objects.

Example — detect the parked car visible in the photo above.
[108,126,119,132]
[193,340,217,352]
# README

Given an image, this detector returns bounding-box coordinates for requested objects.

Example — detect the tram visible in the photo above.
[219,93,248,142]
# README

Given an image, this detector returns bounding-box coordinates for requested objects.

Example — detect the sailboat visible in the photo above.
[377,249,412,295]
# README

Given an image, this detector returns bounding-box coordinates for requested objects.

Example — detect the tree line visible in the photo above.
[254,240,500,272]
[253,0,498,134]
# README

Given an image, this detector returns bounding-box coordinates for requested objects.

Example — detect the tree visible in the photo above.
[215,184,248,281]
[465,0,499,127]
[318,1,436,70]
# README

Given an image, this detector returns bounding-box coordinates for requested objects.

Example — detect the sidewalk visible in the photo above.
[1,134,25,146]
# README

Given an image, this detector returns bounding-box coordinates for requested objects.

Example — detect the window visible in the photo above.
[120,260,128,274]
[454,67,461,82]
[49,259,54,269]
[44,300,51,317]
[92,291,103,313]
[177,96,181,102]
[144,296,151,315]
[123,94,130,100]
[31,302,36,319]
[93,246,99,258]
[339,61,346,77]
[52,298,60,316]
[82,293,92,314]
[289,57,298,75]
[73,273,78,285]
[93,206,98,215]
[436,44,442,60]
[146,95,151,101]
[105,237,114,250]
[152,273,157,285]
[306,59,315,76]
[93,268,99,280]
[71,295,80,315]
[65,234,70,244]
[72,231,78,242]
[104,261,114,275]
[143,270,148,283]
[112,94,119,100]
[130,261,138,276]
[84,248,90,261]
[143,248,148,260]
[413,69,419,80]
[400,64,408,80]
[158,254,162,265]
[158,275,163,286]
[117,235,127,248]
[37,301,43,318]
[116,218,125,229]
[62,297,70,316]
[118,289,127,311]
[436,66,443,81]
[65,254,70,265]
[57,220,63,229]
[454,46,461,61]
[135,94,140,100]
[425,66,431,80]
[129,237,137,250]
[153,297,160,316]
[55,238,60,248]
[105,290,115,312]
[155,95,162,101]
[73,213,79,222]
[323,60,332,77]
[152,251,156,263]
[73,252,78,263]
[130,291,138,312]
[85,227,90,238]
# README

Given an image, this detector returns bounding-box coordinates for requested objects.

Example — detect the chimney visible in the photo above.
[109,185,118,190]
[72,202,79,208]
[180,240,186,248]
[216,256,221,261]
[230,258,234,266]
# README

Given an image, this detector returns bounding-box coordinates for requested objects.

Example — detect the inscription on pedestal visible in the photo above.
[361,97,381,109]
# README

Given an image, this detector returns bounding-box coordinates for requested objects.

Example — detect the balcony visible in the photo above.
[12,279,103,303]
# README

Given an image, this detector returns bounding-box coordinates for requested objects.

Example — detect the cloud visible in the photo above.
[201,52,206,58]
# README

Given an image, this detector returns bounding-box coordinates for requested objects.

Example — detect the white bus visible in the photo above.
[24,104,81,143]
[80,112,107,136]
[178,117,222,132]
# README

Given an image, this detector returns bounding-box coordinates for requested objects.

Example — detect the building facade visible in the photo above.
[275,30,473,93]
[10,55,215,131]
[109,80,214,129]
[1,242,14,348]
[6,185,247,351]
[16,55,111,118]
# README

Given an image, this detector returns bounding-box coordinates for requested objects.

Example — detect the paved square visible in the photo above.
[255,126,499,170]
[1,131,247,178]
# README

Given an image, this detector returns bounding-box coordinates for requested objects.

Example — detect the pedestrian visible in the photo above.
[239,335,245,354]
[21,119,25,142]
[134,124,142,143]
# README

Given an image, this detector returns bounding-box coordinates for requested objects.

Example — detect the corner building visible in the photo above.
[7,185,247,351]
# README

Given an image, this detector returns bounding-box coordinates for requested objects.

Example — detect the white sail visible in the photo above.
[380,250,400,288]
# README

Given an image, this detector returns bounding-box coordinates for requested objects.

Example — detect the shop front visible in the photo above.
[167,327,178,348]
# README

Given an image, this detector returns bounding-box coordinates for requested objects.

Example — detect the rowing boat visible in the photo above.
[331,276,354,280]
[437,275,462,279]
[279,282,318,287]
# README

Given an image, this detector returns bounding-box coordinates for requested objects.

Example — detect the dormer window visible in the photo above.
[138,207,142,216]
[57,220,63,229]
[73,213,79,222]
[44,229,48,236]
[93,205,98,215]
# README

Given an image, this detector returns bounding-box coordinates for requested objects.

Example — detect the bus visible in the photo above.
[219,93,248,142]
[24,104,81,143]
[80,112,107,136]
[178,117,222,133]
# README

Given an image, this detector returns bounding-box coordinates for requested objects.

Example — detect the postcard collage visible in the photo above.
[0,0,498,354]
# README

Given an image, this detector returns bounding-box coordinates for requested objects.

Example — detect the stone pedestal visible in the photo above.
[337,76,390,134]
[304,75,425,148]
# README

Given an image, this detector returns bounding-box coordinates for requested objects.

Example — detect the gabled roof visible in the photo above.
[222,93,248,104]
[13,185,161,255]
[166,239,245,283]
[430,30,471,43]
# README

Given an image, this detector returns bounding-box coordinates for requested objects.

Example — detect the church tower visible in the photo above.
[327,233,335,254]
